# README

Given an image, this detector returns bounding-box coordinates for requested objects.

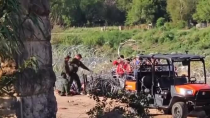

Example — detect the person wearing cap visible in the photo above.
[68,54,92,94]
[56,54,72,96]
[62,55,71,75]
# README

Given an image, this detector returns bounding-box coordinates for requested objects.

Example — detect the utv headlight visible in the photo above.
[179,88,193,95]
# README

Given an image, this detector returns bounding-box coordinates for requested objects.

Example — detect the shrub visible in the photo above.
[176,21,187,29]
[86,77,149,118]
[121,47,134,57]
[156,17,165,27]
[162,31,175,42]
[62,35,82,45]
[163,22,173,30]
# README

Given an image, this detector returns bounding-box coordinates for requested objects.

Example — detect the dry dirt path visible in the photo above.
[56,93,201,118]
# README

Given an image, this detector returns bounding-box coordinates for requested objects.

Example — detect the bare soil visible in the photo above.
[56,93,204,118]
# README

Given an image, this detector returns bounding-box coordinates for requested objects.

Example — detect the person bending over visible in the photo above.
[68,54,92,94]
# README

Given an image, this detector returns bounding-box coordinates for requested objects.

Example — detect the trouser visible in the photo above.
[60,83,70,95]
[69,73,82,93]
[118,74,126,89]
[134,69,138,79]
[119,77,126,89]
[55,77,70,96]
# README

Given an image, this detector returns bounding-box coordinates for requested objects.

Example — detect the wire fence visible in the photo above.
[52,44,210,85]
[52,44,112,80]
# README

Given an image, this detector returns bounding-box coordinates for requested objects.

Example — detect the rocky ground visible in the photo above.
[56,92,205,118]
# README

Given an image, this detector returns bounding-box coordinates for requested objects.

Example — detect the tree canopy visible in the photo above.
[50,0,210,26]
[126,0,156,25]
[193,0,210,22]
[167,0,197,22]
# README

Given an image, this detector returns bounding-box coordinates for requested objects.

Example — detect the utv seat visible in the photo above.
[174,77,187,85]
[141,76,152,89]
[157,76,174,90]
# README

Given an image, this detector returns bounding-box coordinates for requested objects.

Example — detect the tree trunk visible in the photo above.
[14,0,57,118]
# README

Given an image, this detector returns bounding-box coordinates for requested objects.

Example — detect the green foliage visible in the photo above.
[193,0,210,22]
[49,0,210,27]
[50,0,126,26]
[121,47,135,57]
[153,0,168,22]
[167,0,197,22]
[52,26,210,58]
[116,0,132,12]
[80,0,104,24]
[126,0,156,25]
[87,92,149,118]
[52,29,134,49]
[156,17,165,27]
[62,35,82,45]
[176,21,187,29]
[19,57,39,72]
[51,0,84,26]
[86,78,149,117]
[0,0,24,58]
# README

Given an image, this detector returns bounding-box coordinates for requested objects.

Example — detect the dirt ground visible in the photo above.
[56,92,208,118]
[56,93,174,118]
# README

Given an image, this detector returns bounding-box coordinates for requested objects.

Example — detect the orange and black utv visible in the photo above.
[125,53,210,118]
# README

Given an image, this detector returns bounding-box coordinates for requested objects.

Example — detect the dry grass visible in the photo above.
[0,59,16,79]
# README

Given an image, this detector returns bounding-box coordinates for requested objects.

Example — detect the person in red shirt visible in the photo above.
[116,55,125,77]
[124,58,133,75]
[116,61,125,77]
[112,60,119,66]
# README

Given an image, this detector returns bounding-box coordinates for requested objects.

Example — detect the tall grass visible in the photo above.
[51,26,210,57]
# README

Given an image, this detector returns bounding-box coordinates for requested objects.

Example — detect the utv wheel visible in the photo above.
[172,102,188,118]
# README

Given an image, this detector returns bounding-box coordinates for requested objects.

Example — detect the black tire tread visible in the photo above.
[172,102,188,118]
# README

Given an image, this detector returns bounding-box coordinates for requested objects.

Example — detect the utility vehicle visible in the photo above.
[124,53,210,118]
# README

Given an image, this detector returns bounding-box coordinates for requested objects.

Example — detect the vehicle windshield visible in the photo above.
[174,60,205,85]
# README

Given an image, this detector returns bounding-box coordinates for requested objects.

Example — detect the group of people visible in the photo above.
[55,53,172,96]
[112,55,163,79]
[55,54,92,96]
[112,55,133,77]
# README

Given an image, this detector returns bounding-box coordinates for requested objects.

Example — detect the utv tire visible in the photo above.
[172,102,188,118]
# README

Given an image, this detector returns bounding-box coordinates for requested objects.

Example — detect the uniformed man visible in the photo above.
[55,72,70,96]
[68,54,92,94]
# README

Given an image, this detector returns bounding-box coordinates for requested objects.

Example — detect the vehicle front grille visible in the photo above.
[196,90,210,100]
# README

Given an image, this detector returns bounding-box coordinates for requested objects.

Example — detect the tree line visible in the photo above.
[50,0,210,27]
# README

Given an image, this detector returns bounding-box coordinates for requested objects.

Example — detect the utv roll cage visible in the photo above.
[136,53,206,93]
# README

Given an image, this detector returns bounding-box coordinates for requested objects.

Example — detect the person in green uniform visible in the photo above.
[55,72,70,96]
[68,54,92,94]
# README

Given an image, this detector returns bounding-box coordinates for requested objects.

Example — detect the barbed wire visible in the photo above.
[52,45,111,79]
[52,44,210,85]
